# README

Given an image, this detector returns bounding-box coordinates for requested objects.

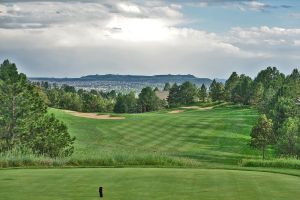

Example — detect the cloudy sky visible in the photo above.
[0,0,300,78]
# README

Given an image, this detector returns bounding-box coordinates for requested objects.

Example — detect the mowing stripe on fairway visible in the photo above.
[1,168,300,200]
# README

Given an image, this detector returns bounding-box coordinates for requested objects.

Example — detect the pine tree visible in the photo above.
[0,60,75,157]
[250,114,273,160]
[199,84,207,102]
[224,72,239,101]
[210,80,224,102]
[0,60,46,150]
[163,82,171,91]
[277,117,300,157]
[138,87,160,112]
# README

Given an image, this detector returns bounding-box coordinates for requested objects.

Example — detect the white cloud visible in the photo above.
[186,2,208,8]
[188,0,291,12]
[117,3,141,14]
[229,26,300,45]
[243,1,266,11]
[0,1,299,78]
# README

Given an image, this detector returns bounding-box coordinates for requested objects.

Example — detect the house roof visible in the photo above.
[155,91,169,100]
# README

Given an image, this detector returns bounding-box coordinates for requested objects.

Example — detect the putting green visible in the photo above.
[1,168,300,200]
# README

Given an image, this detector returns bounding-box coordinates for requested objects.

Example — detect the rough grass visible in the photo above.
[1,168,300,200]
[0,150,202,168]
[240,158,300,169]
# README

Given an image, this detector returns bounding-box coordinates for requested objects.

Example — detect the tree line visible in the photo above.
[248,68,300,159]
[35,82,117,113]
[165,67,300,159]
[194,67,300,160]
[36,82,165,114]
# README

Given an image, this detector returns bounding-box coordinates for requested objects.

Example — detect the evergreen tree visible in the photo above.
[231,75,252,105]
[253,66,285,108]
[0,60,46,150]
[210,79,224,102]
[114,92,137,113]
[0,60,75,157]
[250,114,273,160]
[277,117,300,157]
[167,82,199,106]
[179,81,199,105]
[250,82,264,105]
[270,97,299,137]
[163,83,171,91]
[167,83,180,107]
[24,114,75,157]
[199,84,207,102]
[209,79,218,101]
[224,72,239,101]
[254,67,285,91]
[138,87,160,112]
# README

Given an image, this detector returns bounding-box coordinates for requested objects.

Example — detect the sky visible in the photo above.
[0,0,300,78]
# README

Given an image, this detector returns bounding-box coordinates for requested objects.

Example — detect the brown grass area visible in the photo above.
[181,106,214,110]
[168,110,184,114]
[63,110,125,120]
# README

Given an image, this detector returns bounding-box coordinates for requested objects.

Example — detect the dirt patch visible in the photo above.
[63,110,125,120]
[168,110,184,114]
[181,106,214,110]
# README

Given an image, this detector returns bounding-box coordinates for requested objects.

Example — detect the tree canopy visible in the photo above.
[167,81,199,106]
[250,114,273,160]
[138,87,161,112]
[0,60,75,157]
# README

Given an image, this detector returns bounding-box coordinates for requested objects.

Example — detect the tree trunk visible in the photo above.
[262,146,265,160]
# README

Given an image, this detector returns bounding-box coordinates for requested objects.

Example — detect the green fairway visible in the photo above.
[1,168,300,200]
[50,106,259,167]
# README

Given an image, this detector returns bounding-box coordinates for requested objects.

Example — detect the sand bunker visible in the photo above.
[181,106,214,110]
[168,110,184,114]
[63,110,125,120]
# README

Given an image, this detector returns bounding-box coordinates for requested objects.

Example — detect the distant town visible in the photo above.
[30,74,225,93]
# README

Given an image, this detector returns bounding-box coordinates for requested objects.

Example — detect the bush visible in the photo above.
[24,114,75,158]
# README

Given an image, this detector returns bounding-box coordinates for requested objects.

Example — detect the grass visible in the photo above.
[240,158,300,169]
[1,168,300,200]
[0,149,202,168]
[48,105,259,167]
[2,105,300,199]
[0,105,260,168]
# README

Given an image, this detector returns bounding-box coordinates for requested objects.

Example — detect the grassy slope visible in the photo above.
[2,106,300,199]
[51,105,259,167]
[1,168,300,200]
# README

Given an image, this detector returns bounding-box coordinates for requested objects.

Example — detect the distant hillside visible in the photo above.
[30,74,225,93]
[80,74,212,84]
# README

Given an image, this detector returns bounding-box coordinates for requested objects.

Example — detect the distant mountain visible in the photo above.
[79,74,212,84]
